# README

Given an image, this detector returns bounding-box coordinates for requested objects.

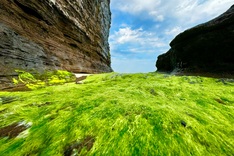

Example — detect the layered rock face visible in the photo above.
[156,5,234,75]
[0,0,112,79]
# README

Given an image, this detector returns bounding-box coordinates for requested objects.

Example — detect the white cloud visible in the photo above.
[165,26,183,38]
[109,26,168,72]
[174,0,234,24]
[149,11,164,21]
[112,27,142,44]
[111,0,161,14]
[110,26,166,52]
[111,0,233,25]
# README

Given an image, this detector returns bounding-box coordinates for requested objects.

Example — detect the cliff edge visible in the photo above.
[156,5,234,76]
[0,0,112,89]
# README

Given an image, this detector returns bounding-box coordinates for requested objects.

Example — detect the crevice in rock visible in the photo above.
[14,0,51,25]
[69,43,78,48]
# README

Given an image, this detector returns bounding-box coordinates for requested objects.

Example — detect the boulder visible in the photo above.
[156,5,234,75]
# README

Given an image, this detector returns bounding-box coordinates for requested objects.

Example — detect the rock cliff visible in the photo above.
[0,0,112,89]
[156,5,234,75]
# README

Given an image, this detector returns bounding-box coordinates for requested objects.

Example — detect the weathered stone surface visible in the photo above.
[0,0,112,89]
[156,5,234,75]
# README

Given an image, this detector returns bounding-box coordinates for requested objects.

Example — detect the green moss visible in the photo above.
[13,70,76,90]
[0,72,234,155]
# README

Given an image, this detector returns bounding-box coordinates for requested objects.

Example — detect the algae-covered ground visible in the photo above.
[0,72,234,155]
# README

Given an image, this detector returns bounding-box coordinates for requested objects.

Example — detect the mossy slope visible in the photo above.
[0,73,233,155]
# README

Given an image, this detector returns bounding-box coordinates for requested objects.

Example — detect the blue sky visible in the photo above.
[109,0,233,73]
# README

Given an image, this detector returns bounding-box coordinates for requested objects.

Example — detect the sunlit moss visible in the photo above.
[12,70,76,90]
[0,72,233,155]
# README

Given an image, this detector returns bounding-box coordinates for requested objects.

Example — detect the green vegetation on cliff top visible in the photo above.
[0,72,234,155]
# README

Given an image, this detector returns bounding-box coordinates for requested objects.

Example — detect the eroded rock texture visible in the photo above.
[156,5,234,75]
[0,0,112,89]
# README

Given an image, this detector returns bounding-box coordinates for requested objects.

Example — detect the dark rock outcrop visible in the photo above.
[156,5,234,75]
[0,0,112,90]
